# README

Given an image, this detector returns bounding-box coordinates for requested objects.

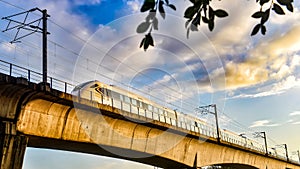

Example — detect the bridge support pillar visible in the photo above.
[0,121,28,169]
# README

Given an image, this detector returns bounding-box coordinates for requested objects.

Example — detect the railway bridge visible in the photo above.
[1,66,300,169]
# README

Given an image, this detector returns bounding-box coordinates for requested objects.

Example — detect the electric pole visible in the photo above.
[2,8,50,84]
[196,104,220,143]
[254,131,268,156]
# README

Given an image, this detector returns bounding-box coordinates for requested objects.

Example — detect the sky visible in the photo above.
[1,0,300,168]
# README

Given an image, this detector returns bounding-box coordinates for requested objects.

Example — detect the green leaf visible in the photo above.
[202,16,209,23]
[143,37,150,51]
[192,12,201,26]
[208,20,214,31]
[136,22,151,33]
[148,34,154,46]
[140,37,145,48]
[143,33,154,51]
[190,23,198,31]
[251,11,264,18]
[168,4,176,11]
[277,0,292,5]
[209,6,214,19]
[186,27,191,39]
[141,0,155,12]
[184,6,196,19]
[261,9,270,24]
[214,9,229,18]
[146,10,156,22]
[261,25,266,35]
[251,24,261,36]
[189,0,195,4]
[260,0,270,6]
[273,3,285,15]
[152,17,158,30]
[159,0,166,19]
[185,19,191,28]
[286,3,293,12]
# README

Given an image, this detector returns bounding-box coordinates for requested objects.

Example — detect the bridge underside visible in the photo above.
[27,135,189,169]
[208,163,258,169]
[28,135,259,169]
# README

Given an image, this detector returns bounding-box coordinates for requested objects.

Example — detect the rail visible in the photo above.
[0,59,299,164]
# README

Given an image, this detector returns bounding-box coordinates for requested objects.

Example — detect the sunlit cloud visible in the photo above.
[249,120,280,128]
[289,111,300,116]
[292,121,300,125]
[222,23,300,91]
[126,0,141,13]
[0,42,16,53]
[230,76,300,99]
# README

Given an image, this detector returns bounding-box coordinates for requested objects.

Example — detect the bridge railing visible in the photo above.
[0,59,75,93]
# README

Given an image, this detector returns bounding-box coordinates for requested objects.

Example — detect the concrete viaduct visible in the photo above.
[1,72,300,169]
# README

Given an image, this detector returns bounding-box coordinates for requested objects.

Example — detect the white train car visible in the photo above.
[220,129,265,153]
[72,80,208,130]
[72,80,178,124]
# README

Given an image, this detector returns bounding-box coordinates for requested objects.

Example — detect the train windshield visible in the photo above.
[73,80,97,91]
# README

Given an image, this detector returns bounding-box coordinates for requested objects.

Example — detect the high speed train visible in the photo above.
[72,80,215,134]
[72,80,268,154]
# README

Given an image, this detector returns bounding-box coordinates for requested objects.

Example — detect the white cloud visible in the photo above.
[72,0,102,6]
[289,111,300,116]
[292,121,300,125]
[0,42,16,53]
[250,120,280,128]
[126,0,141,13]
[220,20,300,91]
[231,76,300,99]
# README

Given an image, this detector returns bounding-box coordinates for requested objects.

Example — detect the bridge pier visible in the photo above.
[0,121,28,169]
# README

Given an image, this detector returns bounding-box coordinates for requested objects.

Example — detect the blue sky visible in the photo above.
[1,0,300,168]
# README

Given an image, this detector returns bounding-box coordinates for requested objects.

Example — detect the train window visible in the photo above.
[158,109,164,115]
[179,116,184,122]
[106,89,112,97]
[111,91,120,100]
[131,99,137,106]
[101,88,108,96]
[73,81,95,91]
[124,96,131,103]
[90,83,99,88]
[153,107,158,113]
[142,102,148,109]
[95,87,103,95]
[137,101,144,108]
[148,104,153,111]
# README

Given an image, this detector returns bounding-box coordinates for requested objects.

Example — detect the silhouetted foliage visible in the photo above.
[137,0,294,51]
[251,0,293,36]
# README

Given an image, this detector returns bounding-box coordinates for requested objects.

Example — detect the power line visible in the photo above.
[0,0,26,10]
